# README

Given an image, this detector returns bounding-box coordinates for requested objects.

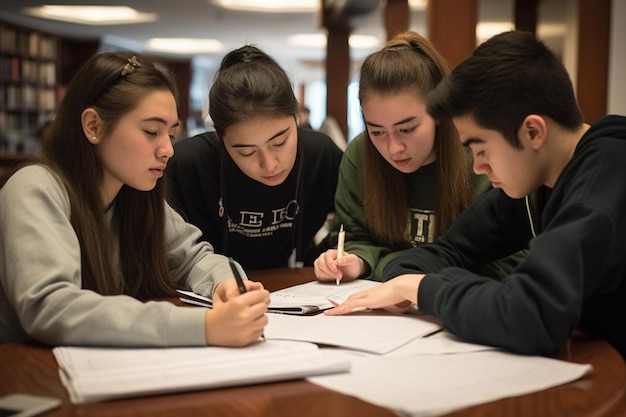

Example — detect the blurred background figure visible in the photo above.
[298,105,312,129]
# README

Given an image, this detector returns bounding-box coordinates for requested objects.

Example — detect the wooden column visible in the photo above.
[576,0,611,123]
[298,83,306,106]
[321,0,379,139]
[514,0,539,34]
[324,27,350,139]
[385,0,410,41]
[427,0,478,68]
[163,60,191,127]
[59,39,99,84]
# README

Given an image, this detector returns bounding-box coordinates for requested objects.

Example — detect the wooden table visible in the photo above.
[1,267,625,417]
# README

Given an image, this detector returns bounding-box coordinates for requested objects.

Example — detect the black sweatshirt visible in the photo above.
[167,129,343,269]
[384,115,626,358]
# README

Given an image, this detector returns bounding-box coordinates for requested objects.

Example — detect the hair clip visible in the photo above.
[121,56,141,76]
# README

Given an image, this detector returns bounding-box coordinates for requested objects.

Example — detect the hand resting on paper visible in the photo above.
[324,274,423,315]
[314,249,370,283]
[205,279,269,347]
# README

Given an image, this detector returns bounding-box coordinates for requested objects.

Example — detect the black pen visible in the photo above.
[229,257,247,294]
[228,257,266,341]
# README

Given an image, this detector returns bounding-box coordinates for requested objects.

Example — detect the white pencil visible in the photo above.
[336,224,345,286]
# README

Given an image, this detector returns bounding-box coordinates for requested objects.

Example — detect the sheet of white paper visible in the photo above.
[54,340,316,377]
[180,279,383,314]
[53,340,350,404]
[271,279,380,303]
[382,330,498,356]
[308,349,592,417]
[268,279,383,312]
[265,311,442,354]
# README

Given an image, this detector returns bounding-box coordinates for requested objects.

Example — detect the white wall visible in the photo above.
[608,0,626,115]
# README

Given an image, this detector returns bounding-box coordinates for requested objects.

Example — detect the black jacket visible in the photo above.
[167,128,343,269]
[384,115,626,358]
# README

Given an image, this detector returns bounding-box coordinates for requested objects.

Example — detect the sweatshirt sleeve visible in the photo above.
[384,189,616,356]
[0,166,219,347]
[164,202,238,298]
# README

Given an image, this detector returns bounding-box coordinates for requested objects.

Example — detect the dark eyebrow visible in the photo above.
[365,116,416,128]
[461,137,485,148]
[231,126,290,148]
[143,117,179,129]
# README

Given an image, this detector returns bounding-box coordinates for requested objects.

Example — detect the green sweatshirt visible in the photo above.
[331,133,520,281]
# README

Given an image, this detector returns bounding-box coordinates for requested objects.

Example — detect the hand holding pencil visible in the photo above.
[229,258,266,341]
[336,224,345,285]
[313,225,369,283]
[203,258,269,346]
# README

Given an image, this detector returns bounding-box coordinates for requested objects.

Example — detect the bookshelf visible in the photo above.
[0,21,190,172]
[0,21,58,156]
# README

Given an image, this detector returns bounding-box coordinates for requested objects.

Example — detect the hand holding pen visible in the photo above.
[336,224,345,285]
[229,258,266,341]
[204,258,268,346]
[313,225,370,283]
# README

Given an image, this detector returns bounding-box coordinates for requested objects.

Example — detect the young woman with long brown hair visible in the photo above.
[315,31,498,282]
[0,52,268,347]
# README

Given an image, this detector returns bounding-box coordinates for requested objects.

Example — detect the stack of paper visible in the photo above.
[308,339,593,417]
[53,340,350,404]
[54,279,594,415]
[265,311,441,354]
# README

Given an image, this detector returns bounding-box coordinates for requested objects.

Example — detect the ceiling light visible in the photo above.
[537,23,567,38]
[22,5,156,25]
[476,22,515,42]
[287,34,327,48]
[349,34,380,49]
[146,38,224,54]
[213,0,317,12]
[287,33,381,49]
[409,0,428,11]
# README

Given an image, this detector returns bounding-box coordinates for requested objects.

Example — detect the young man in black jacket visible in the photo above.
[326,30,626,359]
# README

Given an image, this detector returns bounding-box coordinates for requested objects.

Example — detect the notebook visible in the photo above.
[177,289,331,315]
[178,279,382,315]
[53,340,350,404]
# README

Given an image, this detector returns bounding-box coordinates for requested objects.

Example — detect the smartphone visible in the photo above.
[0,394,61,417]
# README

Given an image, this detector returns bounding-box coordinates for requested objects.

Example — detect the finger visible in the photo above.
[223,287,245,302]
[335,252,355,267]
[317,275,335,282]
[324,250,341,273]
[324,299,365,315]
[244,280,264,292]
[315,258,341,280]
[249,302,269,320]
[237,289,270,307]
[344,288,371,301]
[250,316,268,341]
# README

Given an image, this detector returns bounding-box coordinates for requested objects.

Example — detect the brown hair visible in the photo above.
[3,52,179,298]
[358,31,472,246]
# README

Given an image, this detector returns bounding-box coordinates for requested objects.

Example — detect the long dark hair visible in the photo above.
[358,31,473,246]
[4,52,179,298]
[209,45,299,137]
